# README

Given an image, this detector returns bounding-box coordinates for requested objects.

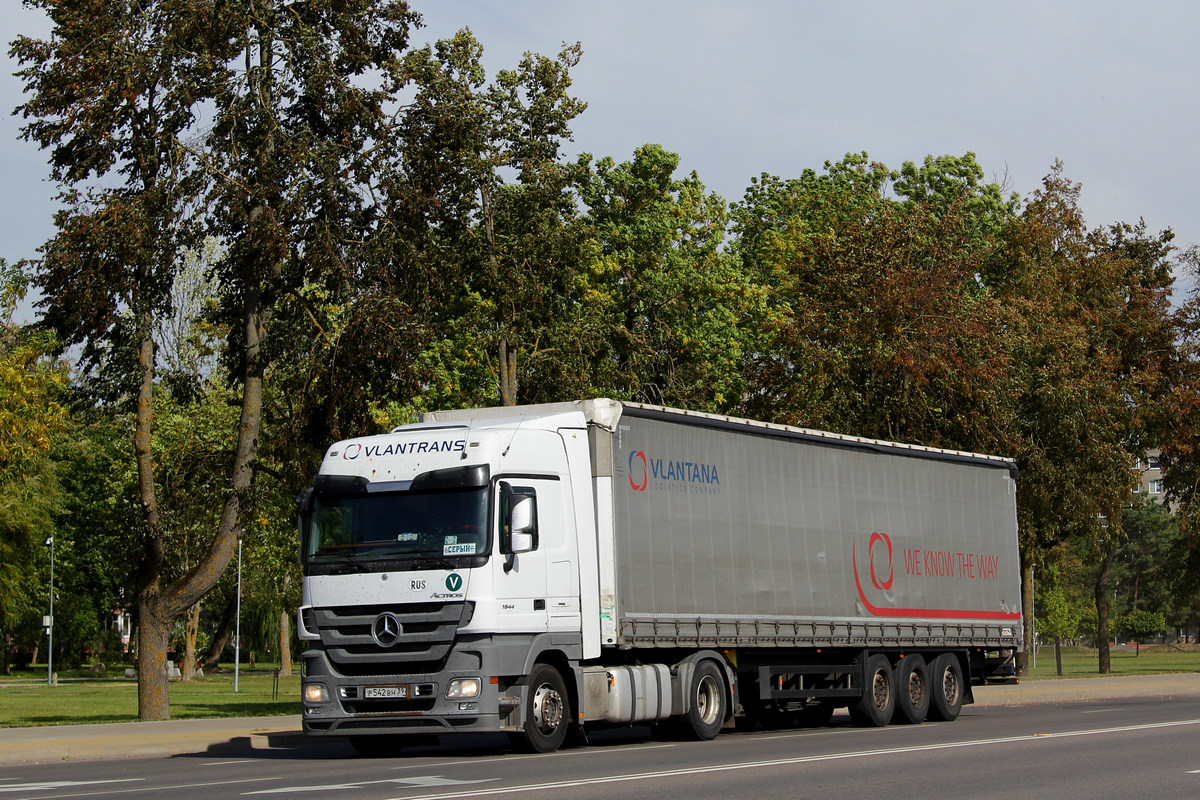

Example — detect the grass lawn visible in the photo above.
[0,664,301,728]
[1026,644,1199,680]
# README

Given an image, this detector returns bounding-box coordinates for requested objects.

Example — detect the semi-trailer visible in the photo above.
[297,399,1022,754]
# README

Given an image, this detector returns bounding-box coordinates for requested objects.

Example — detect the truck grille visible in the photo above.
[307,602,473,677]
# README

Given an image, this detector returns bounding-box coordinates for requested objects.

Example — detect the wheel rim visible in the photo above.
[871,669,891,711]
[532,682,564,735]
[695,674,721,725]
[942,666,960,706]
[907,671,925,708]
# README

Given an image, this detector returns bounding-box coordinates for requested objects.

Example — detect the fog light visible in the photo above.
[447,678,481,699]
[303,683,330,704]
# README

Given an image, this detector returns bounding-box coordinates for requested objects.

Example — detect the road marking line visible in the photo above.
[385,742,677,772]
[372,718,1200,800]
[27,776,282,799]
[248,777,494,794]
[0,779,143,793]
[204,760,256,766]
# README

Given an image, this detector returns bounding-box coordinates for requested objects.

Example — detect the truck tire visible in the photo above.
[512,663,571,753]
[892,655,930,724]
[928,653,964,721]
[682,659,727,740]
[848,654,895,727]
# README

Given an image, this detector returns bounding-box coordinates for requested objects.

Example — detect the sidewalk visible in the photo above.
[1,672,1198,766]
[971,670,1200,707]
[0,715,308,766]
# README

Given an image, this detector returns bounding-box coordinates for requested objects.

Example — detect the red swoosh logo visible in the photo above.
[851,543,1021,621]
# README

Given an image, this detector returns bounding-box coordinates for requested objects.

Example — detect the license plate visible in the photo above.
[364,684,409,699]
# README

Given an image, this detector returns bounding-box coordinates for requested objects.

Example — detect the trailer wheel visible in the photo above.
[849,654,895,727]
[512,663,571,753]
[892,655,930,724]
[682,660,727,740]
[928,654,964,721]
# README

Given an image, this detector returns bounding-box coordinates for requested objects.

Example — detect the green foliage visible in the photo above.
[576,144,764,410]
[0,261,69,658]
[1121,608,1167,644]
[1036,585,1084,643]
[732,152,1016,449]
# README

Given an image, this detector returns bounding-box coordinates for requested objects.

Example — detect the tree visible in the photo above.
[383,30,590,410]
[13,0,228,713]
[1116,498,1182,623]
[1159,245,1200,629]
[1035,585,1082,676]
[1121,608,1166,655]
[731,152,1016,449]
[0,259,69,672]
[14,0,419,718]
[986,166,1178,673]
[576,144,763,411]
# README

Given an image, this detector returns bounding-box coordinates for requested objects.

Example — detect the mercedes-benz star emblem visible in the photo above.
[371,612,403,647]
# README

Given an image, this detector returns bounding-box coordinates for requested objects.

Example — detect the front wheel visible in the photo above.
[511,663,571,753]
[681,660,727,740]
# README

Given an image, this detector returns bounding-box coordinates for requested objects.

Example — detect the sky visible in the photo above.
[4,0,1199,318]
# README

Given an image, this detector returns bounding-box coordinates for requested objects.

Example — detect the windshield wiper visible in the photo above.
[406,556,460,571]
[312,555,376,573]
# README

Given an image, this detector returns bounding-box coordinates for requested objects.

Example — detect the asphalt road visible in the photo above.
[3,696,1199,800]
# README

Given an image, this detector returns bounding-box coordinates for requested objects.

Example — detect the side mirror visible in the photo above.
[509,495,536,554]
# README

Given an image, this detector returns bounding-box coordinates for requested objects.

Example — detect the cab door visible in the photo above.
[494,474,579,636]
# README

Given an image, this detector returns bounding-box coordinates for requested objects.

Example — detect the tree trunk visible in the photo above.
[1054,637,1063,676]
[499,338,518,406]
[278,573,293,678]
[278,608,293,678]
[1017,560,1034,676]
[137,591,171,720]
[203,592,237,671]
[1096,542,1115,674]
[133,319,171,720]
[181,603,200,681]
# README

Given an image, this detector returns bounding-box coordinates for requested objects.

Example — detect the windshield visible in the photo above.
[304,487,489,565]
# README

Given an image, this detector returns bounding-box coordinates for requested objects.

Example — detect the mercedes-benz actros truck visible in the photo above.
[297,399,1022,754]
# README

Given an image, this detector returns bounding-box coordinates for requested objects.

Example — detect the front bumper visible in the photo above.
[300,641,520,737]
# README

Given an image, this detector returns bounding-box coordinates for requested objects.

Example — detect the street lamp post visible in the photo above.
[234,537,242,693]
[45,536,54,686]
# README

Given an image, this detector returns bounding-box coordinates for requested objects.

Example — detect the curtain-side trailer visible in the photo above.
[297,399,1022,754]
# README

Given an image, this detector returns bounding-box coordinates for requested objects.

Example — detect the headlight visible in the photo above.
[446,678,481,699]
[303,683,330,704]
